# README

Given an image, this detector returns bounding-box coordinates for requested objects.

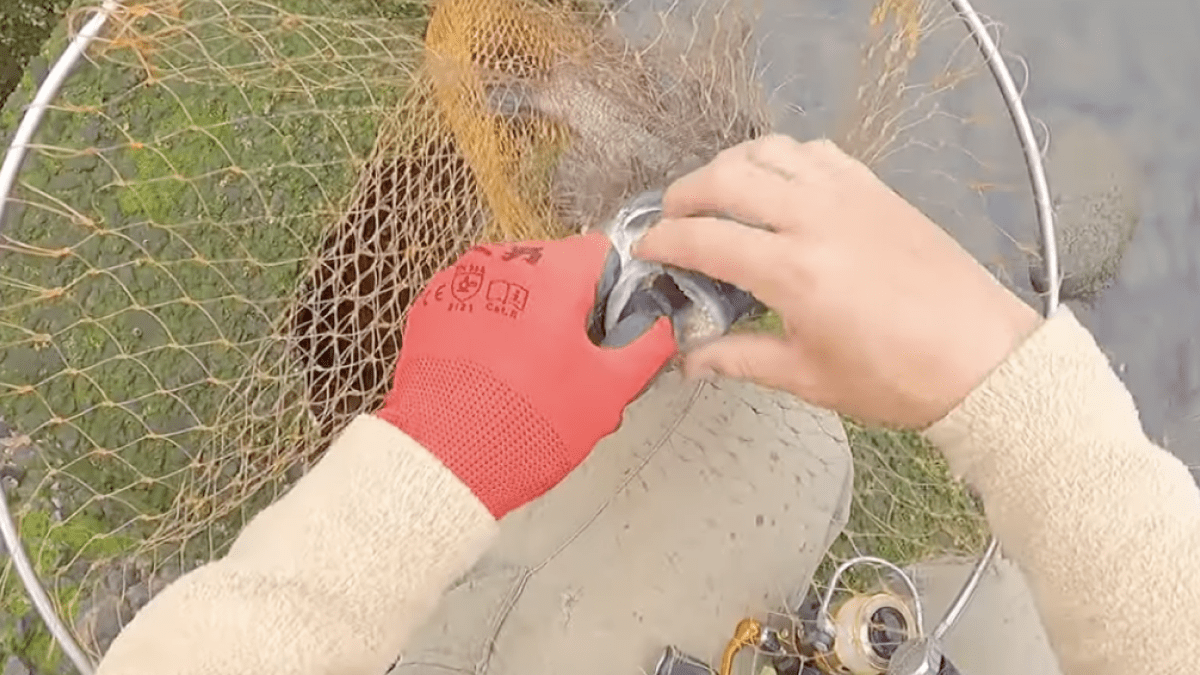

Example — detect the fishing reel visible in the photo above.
[801,590,918,675]
[654,557,962,675]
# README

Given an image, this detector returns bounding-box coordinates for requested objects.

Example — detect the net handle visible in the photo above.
[934,0,1060,643]
[0,2,123,671]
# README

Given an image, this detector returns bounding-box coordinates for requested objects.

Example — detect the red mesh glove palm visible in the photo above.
[376,233,677,518]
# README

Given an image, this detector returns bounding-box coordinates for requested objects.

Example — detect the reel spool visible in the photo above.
[811,592,918,675]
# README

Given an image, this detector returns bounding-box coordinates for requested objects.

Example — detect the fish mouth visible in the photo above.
[590,190,763,350]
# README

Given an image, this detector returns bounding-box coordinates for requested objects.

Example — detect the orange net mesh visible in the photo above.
[424,0,581,239]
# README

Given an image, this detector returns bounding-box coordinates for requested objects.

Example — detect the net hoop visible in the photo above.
[0,1,1060,672]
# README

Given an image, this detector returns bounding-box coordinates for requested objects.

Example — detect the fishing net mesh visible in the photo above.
[0,0,1040,667]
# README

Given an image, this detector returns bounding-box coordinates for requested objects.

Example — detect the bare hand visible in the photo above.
[637,135,1042,428]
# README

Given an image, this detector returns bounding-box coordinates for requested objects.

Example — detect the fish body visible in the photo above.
[593,190,762,350]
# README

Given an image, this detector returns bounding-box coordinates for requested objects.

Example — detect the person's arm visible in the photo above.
[635,134,1200,675]
[95,234,674,674]
[96,416,496,675]
[925,307,1200,674]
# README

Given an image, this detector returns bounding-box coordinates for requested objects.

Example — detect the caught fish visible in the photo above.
[480,51,767,232]
[588,190,764,350]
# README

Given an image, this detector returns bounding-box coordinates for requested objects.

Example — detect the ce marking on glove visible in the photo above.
[420,263,485,312]
[424,284,475,313]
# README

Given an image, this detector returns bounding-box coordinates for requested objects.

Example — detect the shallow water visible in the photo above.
[981,0,1200,475]
[655,0,1200,477]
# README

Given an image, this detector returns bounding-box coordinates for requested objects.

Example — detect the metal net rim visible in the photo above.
[0,0,1060,672]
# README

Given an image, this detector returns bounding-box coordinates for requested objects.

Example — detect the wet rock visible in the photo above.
[1,463,24,489]
[101,563,126,595]
[3,656,31,675]
[124,581,151,612]
[1028,117,1140,304]
[17,610,37,642]
[64,559,91,584]
[152,564,184,593]
[72,557,187,654]
[0,419,37,466]
[74,594,126,656]
[65,154,100,174]
[47,173,83,193]
[81,120,102,145]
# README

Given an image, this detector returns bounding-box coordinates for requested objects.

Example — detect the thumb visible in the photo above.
[685,333,803,393]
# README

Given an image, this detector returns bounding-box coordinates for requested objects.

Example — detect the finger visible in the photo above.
[747,136,846,176]
[664,135,817,232]
[635,217,790,308]
[683,332,804,394]
[793,137,863,173]
[662,151,795,231]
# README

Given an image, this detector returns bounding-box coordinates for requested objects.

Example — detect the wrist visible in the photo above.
[928,294,1042,428]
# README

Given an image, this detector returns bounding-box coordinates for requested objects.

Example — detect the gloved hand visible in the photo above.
[376,233,677,518]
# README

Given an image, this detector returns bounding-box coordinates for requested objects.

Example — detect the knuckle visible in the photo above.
[715,141,746,164]
[807,137,839,154]
[711,158,744,189]
[812,138,855,168]
[762,133,802,154]
[745,134,808,182]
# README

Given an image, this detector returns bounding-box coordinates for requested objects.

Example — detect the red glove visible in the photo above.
[376,233,677,518]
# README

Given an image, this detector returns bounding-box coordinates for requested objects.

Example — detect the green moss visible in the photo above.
[118,146,184,223]
[5,626,64,672]
[818,419,987,591]
[21,510,137,565]
[341,0,430,22]
[1,105,18,131]
[2,505,136,669]
[740,309,784,335]
[0,1,426,664]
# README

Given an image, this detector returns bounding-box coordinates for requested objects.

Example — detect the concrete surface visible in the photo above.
[390,369,854,675]
[911,557,1063,675]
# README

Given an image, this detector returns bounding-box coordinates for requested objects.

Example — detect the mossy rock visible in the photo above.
[0,1,425,667]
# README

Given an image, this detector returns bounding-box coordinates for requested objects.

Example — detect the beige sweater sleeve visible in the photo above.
[93,307,1197,675]
[925,307,1200,675]
[94,415,497,675]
